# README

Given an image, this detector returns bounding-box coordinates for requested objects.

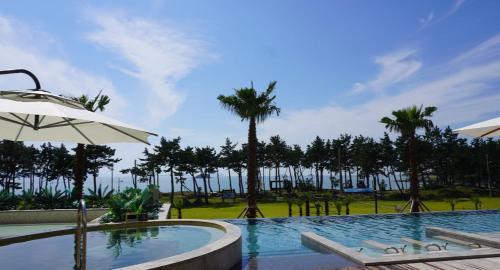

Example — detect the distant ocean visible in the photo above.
[17,173,409,194]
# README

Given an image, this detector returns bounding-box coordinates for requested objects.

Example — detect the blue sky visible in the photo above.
[1,0,499,170]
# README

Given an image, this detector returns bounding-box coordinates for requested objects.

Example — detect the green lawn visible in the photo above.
[167,196,500,219]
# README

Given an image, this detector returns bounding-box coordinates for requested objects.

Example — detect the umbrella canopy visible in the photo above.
[0,90,156,144]
[453,116,500,138]
[0,69,156,145]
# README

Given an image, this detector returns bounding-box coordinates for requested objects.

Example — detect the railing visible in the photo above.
[75,199,87,270]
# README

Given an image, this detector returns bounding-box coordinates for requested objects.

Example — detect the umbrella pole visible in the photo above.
[74,144,86,201]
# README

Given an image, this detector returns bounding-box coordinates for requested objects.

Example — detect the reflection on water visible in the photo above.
[246,220,259,269]
[105,227,160,257]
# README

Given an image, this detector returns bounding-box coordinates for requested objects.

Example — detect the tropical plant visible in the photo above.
[314,200,322,216]
[323,195,331,216]
[445,198,469,211]
[342,195,354,215]
[285,196,294,217]
[470,196,483,210]
[101,186,161,223]
[18,189,36,210]
[37,187,65,209]
[218,81,281,218]
[381,105,437,212]
[0,189,18,210]
[173,197,184,219]
[304,192,312,216]
[333,200,343,215]
[86,184,114,207]
[295,197,304,216]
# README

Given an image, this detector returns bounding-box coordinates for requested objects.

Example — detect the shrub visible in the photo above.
[0,190,18,210]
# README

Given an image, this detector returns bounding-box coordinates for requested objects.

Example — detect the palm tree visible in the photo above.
[217,81,280,218]
[380,105,437,212]
[74,91,110,201]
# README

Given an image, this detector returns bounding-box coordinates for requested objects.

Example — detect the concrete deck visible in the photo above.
[158,203,171,220]
[364,257,500,269]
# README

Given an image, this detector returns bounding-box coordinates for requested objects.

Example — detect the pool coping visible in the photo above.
[427,226,500,249]
[0,219,242,270]
[301,231,500,266]
[223,209,500,222]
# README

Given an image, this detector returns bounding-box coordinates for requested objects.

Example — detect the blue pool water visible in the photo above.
[227,210,500,257]
[0,225,224,269]
[0,211,499,270]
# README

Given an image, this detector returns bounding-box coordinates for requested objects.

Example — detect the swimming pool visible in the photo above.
[227,210,500,258]
[0,225,225,269]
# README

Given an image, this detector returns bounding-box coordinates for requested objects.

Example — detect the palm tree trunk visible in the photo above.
[228,168,233,190]
[216,168,221,193]
[191,174,197,197]
[338,148,344,192]
[202,170,209,204]
[169,169,175,203]
[247,117,258,218]
[409,135,420,212]
[93,173,97,193]
[74,143,85,201]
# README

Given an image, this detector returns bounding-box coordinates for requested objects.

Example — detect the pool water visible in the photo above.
[0,225,224,269]
[227,210,500,258]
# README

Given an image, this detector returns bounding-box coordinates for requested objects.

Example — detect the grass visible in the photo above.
[166,196,500,219]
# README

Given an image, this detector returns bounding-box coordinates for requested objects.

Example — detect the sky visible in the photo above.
[0,0,499,172]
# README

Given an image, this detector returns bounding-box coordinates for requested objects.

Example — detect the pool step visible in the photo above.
[432,235,487,249]
[400,237,447,252]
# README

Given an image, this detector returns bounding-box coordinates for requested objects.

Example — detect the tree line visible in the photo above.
[0,141,120,194]
[121,125,499,203]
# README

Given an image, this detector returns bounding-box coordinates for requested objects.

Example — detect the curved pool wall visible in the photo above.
[0,219,242,270]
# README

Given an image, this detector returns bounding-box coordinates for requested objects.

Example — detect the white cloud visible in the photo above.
[0,15,127,117]
[440,0,465,22]
[261,35,500,145]
[452,34,500,66]
[350,49,422,94]
[85,11,213,126]
[418,12,434,30]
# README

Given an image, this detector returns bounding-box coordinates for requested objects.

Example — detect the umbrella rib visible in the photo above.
[62,117,95,145]
[101,123,150,145]
[39,120,94,129]
[480,127,500,137]
[0,115,32,127]
[38,115,46,127]
[9,113,34,127]
[14,114,30,141]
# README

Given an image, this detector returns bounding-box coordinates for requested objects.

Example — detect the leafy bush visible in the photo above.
[86,184,113,208]
[100,186,161,223]
[0,190,18,210]
[37,187,66,209]
[18,190,36,210]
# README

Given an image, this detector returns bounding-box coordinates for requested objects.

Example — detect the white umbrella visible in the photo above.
[453,116,500,138]
[0,90,156,144]
[0,69,157,270]
[0,69,156,144]
[454,116,499,199]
